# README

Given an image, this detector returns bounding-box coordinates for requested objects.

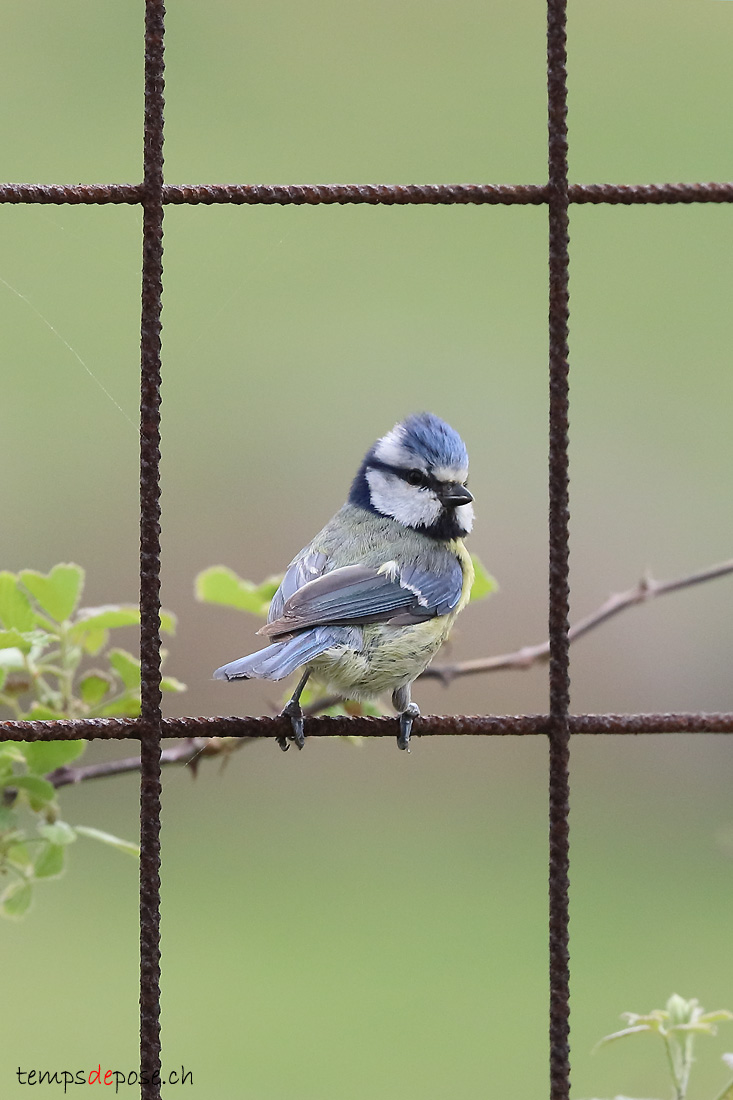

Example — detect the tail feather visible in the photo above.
[213,627,345,682]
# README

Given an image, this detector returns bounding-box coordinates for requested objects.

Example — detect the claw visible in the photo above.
[280,698,306,750]
[290,711,306,750]
[397,702,420,752]
[276,670,309,752]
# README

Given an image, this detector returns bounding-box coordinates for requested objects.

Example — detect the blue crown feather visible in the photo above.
[398,412,469,470]
[348,412,470,530]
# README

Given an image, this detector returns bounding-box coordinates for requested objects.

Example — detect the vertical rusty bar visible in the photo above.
[139,2,165,1098]
[547,0,571,1097]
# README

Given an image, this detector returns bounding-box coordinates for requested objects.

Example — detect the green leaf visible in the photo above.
[34,841,66,878]
[0,631,32,655]
[75,623,109,656]
[79,671,112,706]
[38,821,77,846]
[195,566,277,617]
[667,1021,717,1035]
[0,572,35,631]
[1,880,32,919]
[72,604,140,633]
[700,1010,733,1024]
[161,675,186,693]
[107,648,141,689]
[71,605,176,638]
[6,841,32,868]
[8,774,56,810]
[19,564,85,623]
[0,743,27,766]
[24,704,65,721]
[159,610,177,634]
[98,694,141,718]
[0,804,18,831]
[596,1024,655,1047]
[74,825,139,857]
[19,740,85,774]
[254,576,282,604]
[469,554,499,603]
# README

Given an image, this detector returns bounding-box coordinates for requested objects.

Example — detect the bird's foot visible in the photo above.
[278,697,306,751]
[397,702,420,752]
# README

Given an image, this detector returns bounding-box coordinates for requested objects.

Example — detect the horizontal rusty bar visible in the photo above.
[0,183,144,204]
[161,183,549,205]
[569,182,733,205]
[1,182,732,207]
[1,712,732,741]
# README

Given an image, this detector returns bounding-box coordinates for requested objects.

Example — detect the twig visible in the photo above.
[47,736,248,789]
[43,558,733,786]
[423,558,733,685]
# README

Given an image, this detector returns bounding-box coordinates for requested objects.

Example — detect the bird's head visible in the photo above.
[348,413,474,539]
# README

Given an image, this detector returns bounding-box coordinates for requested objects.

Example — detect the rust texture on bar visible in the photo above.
[2,181,733,207]
[4,712,732,744]
[547,0,571,1096]
[0,183,144,204]
[139,3,165,1097]
[569,181,733,204]
[161,182,549,205]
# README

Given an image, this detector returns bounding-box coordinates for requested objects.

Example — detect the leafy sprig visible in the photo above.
[586,993,733,1100]
[0,564,185,918]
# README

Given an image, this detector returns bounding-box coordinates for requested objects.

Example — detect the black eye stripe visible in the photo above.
[405,468,429,487]
[368,459,447,493]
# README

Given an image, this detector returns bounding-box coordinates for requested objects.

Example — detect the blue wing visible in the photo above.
[213,625,360,682]
[214,547,344,682]
[213,550,463,682]
[267,549,329,624]
[259,558,464,639]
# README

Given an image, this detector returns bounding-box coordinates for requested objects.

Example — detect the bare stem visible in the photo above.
[47,736,250,789]
[423,558,733,685]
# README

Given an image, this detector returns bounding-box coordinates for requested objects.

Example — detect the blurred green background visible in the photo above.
[2,1,733,1096]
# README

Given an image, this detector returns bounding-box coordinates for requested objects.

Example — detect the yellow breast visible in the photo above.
[450,538,475,612]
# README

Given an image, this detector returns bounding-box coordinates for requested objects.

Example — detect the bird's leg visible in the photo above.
[392,683,420,752]
[278,670,311,751]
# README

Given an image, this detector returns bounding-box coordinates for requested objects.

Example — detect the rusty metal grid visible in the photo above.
[2,1,733,1097]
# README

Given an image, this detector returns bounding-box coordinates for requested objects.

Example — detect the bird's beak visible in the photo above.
[441,482,473,507]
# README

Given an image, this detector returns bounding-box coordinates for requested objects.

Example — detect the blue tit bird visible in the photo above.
[213,412,475,751]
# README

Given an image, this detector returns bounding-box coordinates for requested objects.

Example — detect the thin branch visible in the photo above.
[47,736,248,789]
[42,558,733,786]
[423,558,733,685]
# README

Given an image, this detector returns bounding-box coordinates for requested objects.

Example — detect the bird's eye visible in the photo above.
[406,469,424,486]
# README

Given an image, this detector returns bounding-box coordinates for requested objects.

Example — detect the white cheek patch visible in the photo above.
[454,502,474,534]
[373,427,428,473]
[366,469,442,529]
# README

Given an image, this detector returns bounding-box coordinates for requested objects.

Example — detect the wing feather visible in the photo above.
[259,558,463,639]
[267,549,329,624]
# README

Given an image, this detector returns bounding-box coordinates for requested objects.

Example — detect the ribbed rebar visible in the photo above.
[1,180,733,206]
[547,0,571,1095]
[139,3,165,1097]
[3,712,732,743]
